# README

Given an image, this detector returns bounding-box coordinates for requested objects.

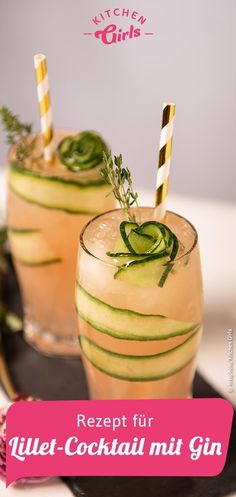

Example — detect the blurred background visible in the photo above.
[0,0,236,202]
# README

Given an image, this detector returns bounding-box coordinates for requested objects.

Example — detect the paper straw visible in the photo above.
[155,103,175,219]
[34,53,54,162]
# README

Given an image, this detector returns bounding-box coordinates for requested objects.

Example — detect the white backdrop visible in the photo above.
[0,0,236,202]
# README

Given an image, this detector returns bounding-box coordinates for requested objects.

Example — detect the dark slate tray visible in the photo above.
[1,257,236,497]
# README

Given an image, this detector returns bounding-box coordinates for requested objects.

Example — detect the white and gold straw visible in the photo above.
[155,103,175,219]
[34,53,54,162]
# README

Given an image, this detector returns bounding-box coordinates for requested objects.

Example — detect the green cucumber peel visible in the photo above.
[123,252,169,266]
[79,330,200,381]
[107,251,167,259]
[135,221,165,237]
[9,228,62,266]
[9,162,106,188]
[8,163,112,214]
[15,257,62,267]
[114,252,169,278]
[80,329,199,361]
[127,231,157,254]
[8,227,40,234]
[170,233,179,261]
[76,283,200,341]
[158,263,174,287]
[119,221,139,253]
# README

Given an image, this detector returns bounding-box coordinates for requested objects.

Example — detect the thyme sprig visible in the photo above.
[101,152,138,222]
[0,106,35,164]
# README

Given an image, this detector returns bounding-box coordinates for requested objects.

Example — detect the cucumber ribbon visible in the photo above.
[57,131,107,171]
[107,221,179,287]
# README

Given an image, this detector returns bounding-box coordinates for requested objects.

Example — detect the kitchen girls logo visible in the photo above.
[83,7,154,45]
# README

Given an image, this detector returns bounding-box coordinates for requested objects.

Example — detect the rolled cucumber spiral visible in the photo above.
[57,131,107,171]
[107,220,180,288]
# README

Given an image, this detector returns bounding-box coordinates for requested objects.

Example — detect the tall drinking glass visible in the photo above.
[7,130,115,355]
[76,208,203,399]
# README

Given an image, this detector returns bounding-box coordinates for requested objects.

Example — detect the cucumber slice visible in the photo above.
[114,254,170,287]
[8,228,61,266]
[118,221,168,258]
[76,284,199,340]
[80,330,201,381]
[58,137,73,156]
[119,221,139,253]
[106,234,134,265]
[136,222,167,254]
[106,253,149,265]
[138,222,178,253]
[107,252,152,263]
[112,236,130,254]
[152,238,166,254]
[136,221,164,239]
[9,163,111,214]
[128,231,157,254]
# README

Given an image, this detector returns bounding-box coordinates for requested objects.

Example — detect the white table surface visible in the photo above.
[0,167,235,495]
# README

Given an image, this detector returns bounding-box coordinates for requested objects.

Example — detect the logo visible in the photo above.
[83,8,154,45]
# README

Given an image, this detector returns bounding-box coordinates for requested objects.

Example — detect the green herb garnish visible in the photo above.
[101,153,180,288]
[101,152,138,222]
[0,106,35,164]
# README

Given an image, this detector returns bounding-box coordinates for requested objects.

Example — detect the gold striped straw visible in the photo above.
[34,53,54,162]
[155,103,176,219]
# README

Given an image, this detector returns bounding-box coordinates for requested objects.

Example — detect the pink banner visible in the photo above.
[6,398,233,485]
